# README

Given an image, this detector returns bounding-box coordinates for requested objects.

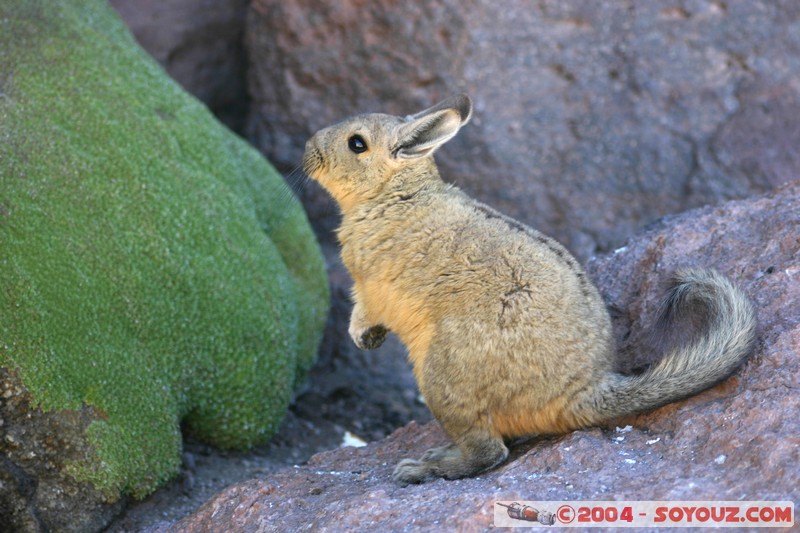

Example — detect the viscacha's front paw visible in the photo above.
[353,324,388,350]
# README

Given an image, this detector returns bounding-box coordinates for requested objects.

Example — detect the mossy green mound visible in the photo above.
[0,0,328,499]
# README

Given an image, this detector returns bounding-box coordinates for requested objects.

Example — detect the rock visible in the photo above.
[160,182,799,531]
[245,0,800,260]
[0,369,125,533]
[0,1,327,531]
[110,0,250,131]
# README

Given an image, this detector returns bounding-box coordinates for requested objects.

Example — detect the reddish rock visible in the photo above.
[157,183,800,531]
[110,0,250,130]
[245,0,800,261]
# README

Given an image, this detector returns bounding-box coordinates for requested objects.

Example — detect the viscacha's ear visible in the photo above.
[392,94,472,159]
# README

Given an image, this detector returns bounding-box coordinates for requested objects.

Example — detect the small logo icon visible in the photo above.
[497,502,556,525]
[557,504,576,524]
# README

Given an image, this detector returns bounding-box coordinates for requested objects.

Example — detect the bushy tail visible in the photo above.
[576,269,757,424]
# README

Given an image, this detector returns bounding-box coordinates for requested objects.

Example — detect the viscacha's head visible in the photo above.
[303,94,472,212]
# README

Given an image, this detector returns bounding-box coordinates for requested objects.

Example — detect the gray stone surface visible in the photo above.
[111,0,250,131]
[246,0,800,260]
[0,369,125,533]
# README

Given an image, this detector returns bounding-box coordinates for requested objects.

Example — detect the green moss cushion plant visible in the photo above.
[0,0,328,499]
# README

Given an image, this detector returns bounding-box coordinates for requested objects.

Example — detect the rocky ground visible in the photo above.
[106,359,431,531]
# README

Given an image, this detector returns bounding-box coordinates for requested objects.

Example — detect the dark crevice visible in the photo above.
[0,454,49,533]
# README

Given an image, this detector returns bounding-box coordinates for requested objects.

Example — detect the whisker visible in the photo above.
[283,164,309,196]
[259,161,339,244]
[252,163,307,233]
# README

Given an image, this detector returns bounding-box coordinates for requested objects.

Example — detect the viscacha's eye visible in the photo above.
[348,134,368,154]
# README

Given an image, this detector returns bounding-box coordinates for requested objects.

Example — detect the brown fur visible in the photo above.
[303,95,757,485]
